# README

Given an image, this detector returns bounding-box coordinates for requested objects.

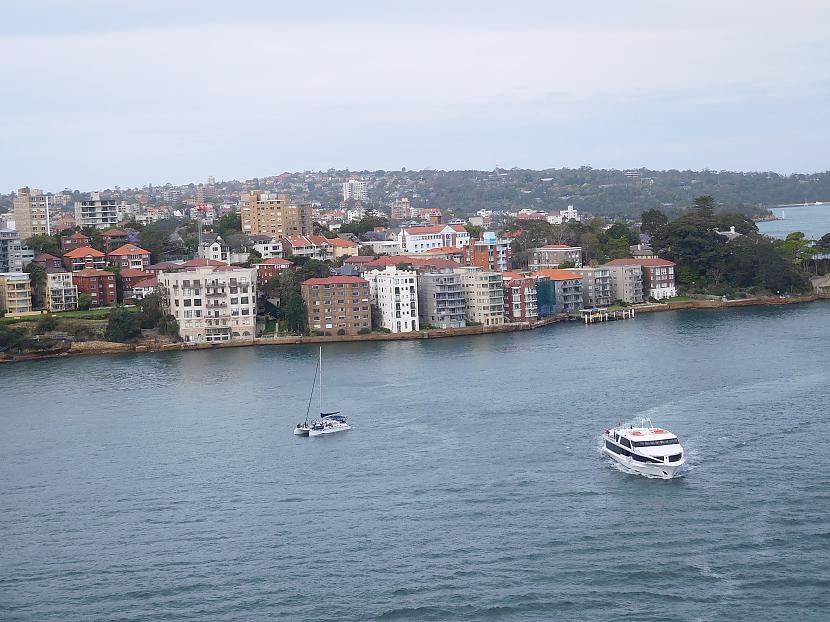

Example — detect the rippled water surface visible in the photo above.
[2,303,830,621]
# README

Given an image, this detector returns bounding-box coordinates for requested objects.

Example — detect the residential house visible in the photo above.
[605,258,677,300]
[364,266,419,333]
[328,237,360,259]
[107,244,151,271]
[529,245,583,270]
[63,246,106,271]
[256,257,292,286]
[121,268,153,292]
[159,265,257,343]
[0,272,32,314]
[417,269,466,329]
[301,276,371,335]
[71,269,117,307]
[198,233,229,264]
[60,231,90,253]
[249,234,283,259]
[130,276,158,301]
[398,224,470,253]
[282,235,333,261]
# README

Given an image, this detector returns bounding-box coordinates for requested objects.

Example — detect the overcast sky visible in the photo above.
[2,0,829,191]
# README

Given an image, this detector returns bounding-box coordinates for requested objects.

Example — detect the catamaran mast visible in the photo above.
[319,346,323,415]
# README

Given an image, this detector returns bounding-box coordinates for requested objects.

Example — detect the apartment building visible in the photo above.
[464,232,512,272]
[160,265,257,343]
[72,269,117,307]
[529,245,583,270]
[417,269,466,329]
[342,179,367,202]
[398,224,470,253]
[603,263,644,304]
[33,253,64,272]
[570,267,613,308]
[455,267,504,327]
[46,271,78,312]
[301,276,371,336]
[502,273,539,322]
[240,191,312,237]
[0,230,24,272]
[0,272,32,315]
[63,246,106,271]
[13,187,53,239]
[75,192,123,229]
[249,235,282,259]
[605,258,677,300]
[282,235,333,261]
[365,266,419,333]
[328,238,360,259]
[390,197,416,221]
[107,244,151,271]
[532,269,584,313]
[101,228,130,252]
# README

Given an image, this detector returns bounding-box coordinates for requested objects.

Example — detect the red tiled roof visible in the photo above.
[362,256,462,270]
[605,258,675,267]
[302,276,368,286]
[101,228,128,237]
[180,258,225,268]
[425,246,465,254]
[34,253,61,262]
[120,268,151,278]
[132,277,158,289]
[402,224,466,235]
[63,245,105,258]
[541,244,579,249]
[328,238,359,247]
[259,257,292,265]
[345,256,376,264]
[67,231,89,240]
[72,268,113,277]
[532,268,583,281]
[108,243,150,256]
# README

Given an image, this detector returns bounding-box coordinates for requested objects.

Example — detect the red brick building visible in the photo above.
[120,268,153,291]
[101,228,129,252]
[33,253,64,271]
[107,243,151,270]
[60,231,90,253]
[301,276,371,335]
[502,272,539,322]
[604,258,677,300]
[63,246,106,271]
[464,234,512,272]
[256,257,292,286]
[72,268,117,307]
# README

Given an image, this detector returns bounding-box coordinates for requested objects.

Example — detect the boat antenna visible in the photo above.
[304,355,319,425]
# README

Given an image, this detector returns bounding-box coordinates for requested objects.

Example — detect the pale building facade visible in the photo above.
[365,266,420,333]
[74,192,123,229]
[0,230,25,273]
[160,265,257,343]
[240,191,312,237]
[604,264,644,304]
[13,187,53,239]
[417,270,466,329]
[455,267,504,327]
[0,272,33,315]
[46,272,78,312]
[529,245,583,270]
[398,224,470,253]
[571,267,613,308]
[342,179,367,202]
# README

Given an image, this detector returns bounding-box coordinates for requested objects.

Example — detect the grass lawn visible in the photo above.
[53,308,114,319]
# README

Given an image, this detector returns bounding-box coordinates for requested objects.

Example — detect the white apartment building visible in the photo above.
[160,265,257,343]
[249,235,283,259]
[365,266,419,333]
[342,179,367,202]
[546,205,580,225]
[46,272,78,312]
[455,267,504,327]
[529,245,583,270]
[75,192,124,229]
[398,224,470,253]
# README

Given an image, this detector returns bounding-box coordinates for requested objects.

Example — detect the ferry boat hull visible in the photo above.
[602,445,684,479]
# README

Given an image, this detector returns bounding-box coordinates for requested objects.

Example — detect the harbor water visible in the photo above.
[757,204,830,239]
[2,303,830,621]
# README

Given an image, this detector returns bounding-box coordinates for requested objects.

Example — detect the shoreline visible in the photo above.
[2,294,827,364]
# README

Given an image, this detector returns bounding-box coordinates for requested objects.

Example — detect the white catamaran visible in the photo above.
[294,347,351,437]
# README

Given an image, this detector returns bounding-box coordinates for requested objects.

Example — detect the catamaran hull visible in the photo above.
[309,425,352,437]
[294,427,310,436]
[602,447,684,479]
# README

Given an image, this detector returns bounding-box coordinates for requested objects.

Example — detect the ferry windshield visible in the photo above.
[632,438,679,447]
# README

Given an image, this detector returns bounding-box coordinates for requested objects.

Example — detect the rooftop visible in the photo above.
[605,258,675,267]
[63,246,105,258]
[302,276,368,286]
[532,268,583,281]
[108,243,151,256]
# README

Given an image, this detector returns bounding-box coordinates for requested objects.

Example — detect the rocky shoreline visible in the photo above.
[2,294,827,364]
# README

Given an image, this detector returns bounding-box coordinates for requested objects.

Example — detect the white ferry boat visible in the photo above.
[602,419,685,479]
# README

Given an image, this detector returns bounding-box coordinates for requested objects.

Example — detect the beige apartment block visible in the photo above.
[46,272,78,312]
[455,267,504,327]
[240,191,312,237]
[13,187,53,239]
[0,272,33,315]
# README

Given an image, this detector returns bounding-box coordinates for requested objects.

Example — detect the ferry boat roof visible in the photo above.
[613,427,677,441]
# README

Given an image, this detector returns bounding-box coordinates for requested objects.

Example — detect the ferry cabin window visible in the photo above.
[632,438,680,447]
[620,437,632,448]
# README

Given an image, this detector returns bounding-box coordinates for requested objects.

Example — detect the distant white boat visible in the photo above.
[781,211,786,219]
[602,418,686,479]
[294,347,351,437]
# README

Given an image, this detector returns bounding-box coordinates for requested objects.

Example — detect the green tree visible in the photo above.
[158,314,179,337]
[606,223,637,245]
[78,293,92,310]
[465,224,483,239]
[214,212,242,239]
[691,195,716,219]
[136,292,164,328]
[640,208,668,236]
[337,215,390,237]
[105,307,143,342]
[36,314,58,333]
[24,234,61,257]
[24,262,47,309]
[284,295,307,333]
[371,304,383,330]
